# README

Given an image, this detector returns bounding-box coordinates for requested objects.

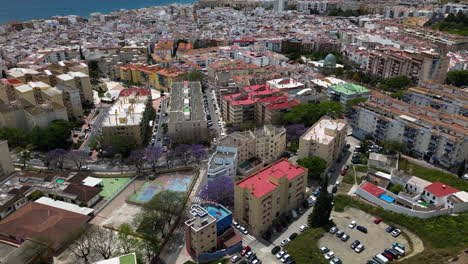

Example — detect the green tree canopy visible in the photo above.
[446,70,468,87]
[377,76,413,92]
[297,157,327,181]
[282,101,344,126]
[389,184,404,194]
[308,177,333,227]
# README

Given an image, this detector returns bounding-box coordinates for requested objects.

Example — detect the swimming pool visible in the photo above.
[56,179,65,183]
[206,206,230,219]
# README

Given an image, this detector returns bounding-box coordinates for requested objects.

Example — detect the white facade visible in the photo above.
[207,146,238,180]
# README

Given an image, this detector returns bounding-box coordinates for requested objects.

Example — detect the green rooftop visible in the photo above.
[331,83,369,95]
[119,254,137,264]
[183,107,190,113]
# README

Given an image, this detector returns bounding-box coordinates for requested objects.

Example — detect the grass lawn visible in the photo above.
[99,177,131,200]
[334,194,468,264]
[399,158,468,191]
[284,227,328,264]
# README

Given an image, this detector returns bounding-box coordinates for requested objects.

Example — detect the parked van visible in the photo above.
[373,254,389,264]
[393,246,405,256]
[291,209,298,219]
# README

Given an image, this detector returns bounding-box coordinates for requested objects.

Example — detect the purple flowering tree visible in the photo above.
[46,148,67,169]
[174,144,192,166]
[199,176,234,207]
[285,124,307,142]
[145,146,163,171]
[66,150,89,170]
[191,145,207,164]
[127,149,146,173]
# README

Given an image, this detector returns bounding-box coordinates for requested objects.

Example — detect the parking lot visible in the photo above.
[319,207,409,264]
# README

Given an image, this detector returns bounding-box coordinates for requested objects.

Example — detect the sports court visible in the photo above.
[129,170,193,204]
[99,178,131,200]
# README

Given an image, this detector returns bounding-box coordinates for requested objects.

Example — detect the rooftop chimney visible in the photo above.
[442,185,446,189]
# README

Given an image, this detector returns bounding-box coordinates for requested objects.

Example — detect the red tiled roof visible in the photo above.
[424,182,459,197]
[64,184,101,203]
[237,159,306,198]
[259,95,299,110]
[119,88,151,97]
[360,182,385,197]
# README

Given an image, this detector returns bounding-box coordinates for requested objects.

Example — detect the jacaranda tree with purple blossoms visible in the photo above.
[199,176,234,207]
[174,144,191,166]
[66,150,89,170]
[45,148,66,169]
[145,146,163,171]
[127,149,146,173]
[285,124,307,142]
[191,145,207,164]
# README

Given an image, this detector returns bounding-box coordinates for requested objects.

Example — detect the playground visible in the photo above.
[99,178,131,200]
[129,170,193,204]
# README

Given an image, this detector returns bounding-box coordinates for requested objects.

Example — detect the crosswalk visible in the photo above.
[191,196,203,204]
[243,234,256,245]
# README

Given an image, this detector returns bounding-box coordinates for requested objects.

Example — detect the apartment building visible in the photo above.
[234,159,307,236]
[207,146,238,181]
[101,90,152,147]
[366,49,450,85]
[328,82,370,106]
[207,59,265,86]
[298,117,348,171]
[185,205,217,257]
[56,84,84,121]
[350,90,467,168]
[168,82,208,144]
[255,95,300,125]
[0,141,14,179]
[56,71,93,104]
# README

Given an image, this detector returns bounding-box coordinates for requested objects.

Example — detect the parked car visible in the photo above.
[280,254,291,263]
[392,242,405,250]
[324,252,335,260]
[343,165,349,170]
[366,261,379,264]
[332,186,338,194]
[289,233,298,240]
[280,238,290,247]
[341,234,350,241]
[276,250,287,259]
[245,251,255,259]
[285,259,295,264]
[350,240,360,249]
[348,220,357,229]
[357,226,368,233]
[240,248,249,256]
[239,226,248,235]
[391,229,401,237]
[386,225,395,233]
[355,244,365,253]
[251,259,261,264]
[319,246,329,253]
[340,169,347,176]
[299,224,309,232]
[374,217,382,224]
[329,226,338,234]
[336,230,344,238]
[330,258,342,264]
[231,255,241,263]
[384,248,400,258]
[384,253,394,261]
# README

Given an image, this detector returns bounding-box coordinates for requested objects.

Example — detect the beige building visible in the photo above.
[184,205,218,257]
[56,72,93,104]
[168,82,208,144]
[234,159,307,236]
[0,141,14,179]
[101,93,152,147]
[55,84,84,121]
[298,117,348,171]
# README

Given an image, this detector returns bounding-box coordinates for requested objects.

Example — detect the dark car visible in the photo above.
[285,259,296,264]
[350,240,360,249]
[289,233,298,240]
[336,230,344,238]
[271,246,281,255]
[386,225,395,233]
[357,226,368,233]
[332,186,338,194]
[239,261,247,264]
[384,253,394,261]
[366,261,379,264]
[384,248,400,258]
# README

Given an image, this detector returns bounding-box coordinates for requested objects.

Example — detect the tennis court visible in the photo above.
[99,178,131,200]
[129,170,193,204]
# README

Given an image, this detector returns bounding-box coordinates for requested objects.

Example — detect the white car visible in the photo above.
[280,238,290,247]
[280,254,291,263]
[252,259,261,264]
[348,220,357,229]
[231,255,241,263]
[239,226,248,235]
[299,224,309,232]
[355,244,365,253]
[324,252,335,260]
[276,250,287,259]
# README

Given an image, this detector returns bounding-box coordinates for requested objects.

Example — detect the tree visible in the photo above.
[165,149,175,168]
[187,71,205,82]
[297,157,327,181]
[145,146,163,171]
[18,148,32,168]
[69,226,93,263]
[377,76,413,92]
[174,144,191,166]
[127,149,146,173]
[45,120,73,149]
[117,224,140,255]
[382,140,407,155]
[282,101,343,126]
[199,176,234,207]
[191,145,207,164]
[308,177,333,227]
[352,73,361,82]
[458,160,466,178]
[345,97,367,111]
[49,148,67,169]
[66,150,89,170]
[446,70,468,87]
[0,127,27,148]
[91,226,116,260]
[1,70,6,79]
[389,184,404,195]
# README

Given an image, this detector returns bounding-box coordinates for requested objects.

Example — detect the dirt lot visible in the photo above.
[318,207,417,264]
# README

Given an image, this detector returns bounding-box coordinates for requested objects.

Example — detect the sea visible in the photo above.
[0,0,196,24]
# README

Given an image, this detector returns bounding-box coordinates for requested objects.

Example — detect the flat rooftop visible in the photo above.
[301,117,347,144]
[169,81,206,123]
[102,95,148,127]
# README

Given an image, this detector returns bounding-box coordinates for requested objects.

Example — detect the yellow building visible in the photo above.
[0,140,14,178]
[234,159,307,236]
[298,117,348,171]
[184,205,218,257]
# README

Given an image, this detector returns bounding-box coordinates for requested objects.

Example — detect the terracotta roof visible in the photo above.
[424,182,459,197]
[360,182,385,197]
[63,184,101,203]
[0,202,89,249]
[119,88,151,97]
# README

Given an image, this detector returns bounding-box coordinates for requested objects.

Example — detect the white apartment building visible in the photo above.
[298,117,348,171]
[207,146,238,181]
[56,72,93,104]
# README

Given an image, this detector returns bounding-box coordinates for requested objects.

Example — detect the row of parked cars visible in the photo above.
[232,220,249,235]
[231,246,262,264]
[369,242,406,264]
[319,246,342,264]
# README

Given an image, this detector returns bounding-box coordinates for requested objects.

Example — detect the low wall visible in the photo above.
[356,185,450,218]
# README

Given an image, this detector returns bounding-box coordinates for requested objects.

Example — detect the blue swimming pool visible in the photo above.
[379,194,395,203]
[206,206,229,219]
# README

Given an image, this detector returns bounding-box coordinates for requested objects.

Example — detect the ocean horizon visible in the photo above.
[0,0,196,24]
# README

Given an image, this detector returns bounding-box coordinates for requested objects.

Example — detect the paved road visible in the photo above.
[81,105,111,153]
[203,81,224,140]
